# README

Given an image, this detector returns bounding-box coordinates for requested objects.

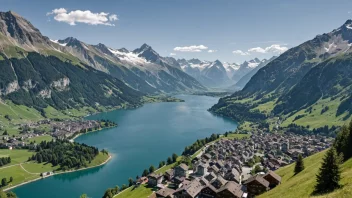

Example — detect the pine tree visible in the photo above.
[314,148,341,194]
[294,154,305,174]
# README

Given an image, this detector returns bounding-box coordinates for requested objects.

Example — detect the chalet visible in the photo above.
[200,184,217,198]
[211,176,227,189]
[217,181,244,198]
[224,168,241,184]
[173,180,203,198]
[195,163,207,176]
[175,163,188,178]
[263,171,281,188]
[164,169,174,181]
[244,175,269,196]
[155,187,175,198]
[148,173,163,186]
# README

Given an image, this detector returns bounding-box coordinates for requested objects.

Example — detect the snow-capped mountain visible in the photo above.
[178,58,265,88]
[231,58,262,83]
[48,38,205,93]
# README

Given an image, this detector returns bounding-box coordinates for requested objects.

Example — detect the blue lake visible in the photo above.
[13,95,238,198]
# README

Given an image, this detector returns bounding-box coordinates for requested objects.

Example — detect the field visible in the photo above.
[0,165,40,189]
[281,97,350,128]
[258,150,352,198]
[25,135,53,144]
[0,149,35,166]
[114,184,154,198]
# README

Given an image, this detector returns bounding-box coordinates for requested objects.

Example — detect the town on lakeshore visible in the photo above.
[2,1,352,198]
[131,131,333,198]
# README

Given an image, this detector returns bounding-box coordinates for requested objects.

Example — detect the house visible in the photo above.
[164,169,174,181]
[211,176,227,189]
[224,168,241,184]
[175,163,188,178]
[217,181,244,198]
[173,179,203,198]
[244,175,269,196]
[148,173,163,186]
[196,163,207,176]
[200,184,217,198]
[263,171,281,188]
[155,187,175,198]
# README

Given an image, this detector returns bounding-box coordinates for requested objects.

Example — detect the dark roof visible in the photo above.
[244,175,269,187]
[263,170,282,182]
[165,169,174,176]
[148,172,163,179]
[175,180,203,198]
[178,163,189,171]
[218,181,244,198]
[156,187,175,197]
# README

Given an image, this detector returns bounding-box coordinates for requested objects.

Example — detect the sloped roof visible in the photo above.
[218,181,244,198]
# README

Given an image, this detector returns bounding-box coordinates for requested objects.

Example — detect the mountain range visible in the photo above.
[0,11,212,111]
[210,19,352,126]
[178,57,271,89]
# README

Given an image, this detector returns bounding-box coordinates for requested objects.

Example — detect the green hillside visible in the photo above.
[258,150,352,198]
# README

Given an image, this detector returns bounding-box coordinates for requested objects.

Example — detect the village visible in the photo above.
[141,132,333,198]
[0,119,116,149]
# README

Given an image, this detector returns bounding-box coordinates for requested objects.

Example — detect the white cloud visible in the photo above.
[232,50,250,56]
[173,45,208,52]
[169,53,176,56]
[248,44,288,54]
[109,14,118,21]
[47,8,118,26]
[208,50,217,53]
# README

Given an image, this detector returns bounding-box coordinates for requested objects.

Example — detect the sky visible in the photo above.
[2,0,352,63]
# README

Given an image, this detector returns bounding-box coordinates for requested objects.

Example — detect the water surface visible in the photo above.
[13,95,238,198]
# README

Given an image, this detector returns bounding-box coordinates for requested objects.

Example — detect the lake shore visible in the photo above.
[3,154,112,192]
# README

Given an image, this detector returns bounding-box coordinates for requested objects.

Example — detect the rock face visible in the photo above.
[0,81,19,95]
[51,77,70,91]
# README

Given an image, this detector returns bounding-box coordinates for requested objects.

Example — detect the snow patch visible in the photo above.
[346,24,352,30]
[50,39,67,47]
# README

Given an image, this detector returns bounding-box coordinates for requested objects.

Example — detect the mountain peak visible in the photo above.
[344,19,352,25]
[118,48,129,53]
[0,11,51,49]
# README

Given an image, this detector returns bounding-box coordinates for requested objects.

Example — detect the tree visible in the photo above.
[103,189,113,198]
[142,169,149,177]
[121,184,128,190]
[2,130,8,136]
[167,157,173,165]
[172,153,178,163]
[128,177,134,187]
[294,154,305,174]
[9,177,13,183]
[158,161,163,168]
[1,178,7,187]
[149,165,155,173]
[314,148,341,194]
[334,125,350,161]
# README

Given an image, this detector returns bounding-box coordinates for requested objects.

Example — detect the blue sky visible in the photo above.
[2,0,352,62]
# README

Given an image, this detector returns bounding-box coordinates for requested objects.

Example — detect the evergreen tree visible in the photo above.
[142,169,149,177]
[128,177,134,187]
[314,148,341,194]
[80,194,87,198]
[167,157,172,165]
[172,153,178,162]
[294,154,305,174]
[334,125,350,161]
[1,178,7,187]
[149,165,155,173]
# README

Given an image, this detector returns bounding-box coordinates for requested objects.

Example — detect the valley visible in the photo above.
[0,3,352,198]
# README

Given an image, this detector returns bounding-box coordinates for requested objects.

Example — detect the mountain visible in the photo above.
[179,58,265,89]
[231,56,277,90]
[210,19,352,127]
[49,37,205,94]
[231,58,261,83]
[0,11,143,110]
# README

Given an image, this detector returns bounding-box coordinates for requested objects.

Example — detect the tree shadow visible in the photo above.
[310,184,344,196]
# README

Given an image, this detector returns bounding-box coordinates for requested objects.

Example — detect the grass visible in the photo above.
[114,184,154,198]
[89,152,110,167]
[0,165,40,189]
[258,150,352,198]
[281,97,351,128]
[25,135,53,144]
[0,149,35,166]
[253,99,277,114]
[21,162,60,173]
